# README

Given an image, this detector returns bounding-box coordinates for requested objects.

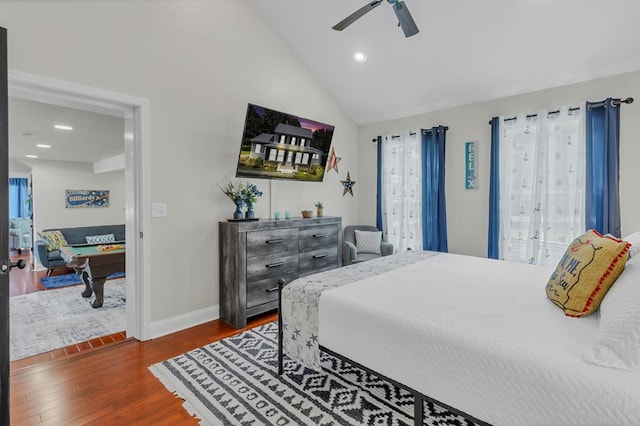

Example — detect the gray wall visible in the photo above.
[359,71,640,257]
[0,1,361,323]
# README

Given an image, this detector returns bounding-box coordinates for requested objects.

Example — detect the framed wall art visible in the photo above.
[65,190,110,208]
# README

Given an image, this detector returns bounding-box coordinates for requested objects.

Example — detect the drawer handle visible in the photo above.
[313,253,327,259]
[266,238,284,244]
[313,233,327,238]
[266,262,285,268]
[266,286,279,293]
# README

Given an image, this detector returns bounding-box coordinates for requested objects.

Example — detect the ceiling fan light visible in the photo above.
[353,52,367,62]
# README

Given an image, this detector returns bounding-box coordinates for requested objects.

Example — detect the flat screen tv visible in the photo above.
[235,103,335,182]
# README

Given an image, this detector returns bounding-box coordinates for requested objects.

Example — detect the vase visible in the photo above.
[245,202,255,219]
[317,208,323,217]
[233,200,243,219]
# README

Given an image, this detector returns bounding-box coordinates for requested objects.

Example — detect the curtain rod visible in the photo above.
[487,97,634,125]
[371,125,449,143]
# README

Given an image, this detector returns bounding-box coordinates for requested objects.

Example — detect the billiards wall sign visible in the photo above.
[65,189,110,208]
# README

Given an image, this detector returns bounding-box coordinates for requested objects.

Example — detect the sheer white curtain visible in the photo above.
[380,132,422,251]
[499,106,585,266]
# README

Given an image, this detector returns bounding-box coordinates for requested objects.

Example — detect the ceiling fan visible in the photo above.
[332,0,419,38]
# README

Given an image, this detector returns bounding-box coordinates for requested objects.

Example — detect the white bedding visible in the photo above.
[318,253,640,426]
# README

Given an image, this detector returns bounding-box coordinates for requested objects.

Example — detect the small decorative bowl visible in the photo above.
[301,210,313,218]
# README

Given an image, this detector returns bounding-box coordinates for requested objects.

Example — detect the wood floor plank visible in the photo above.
[10,311,277,424]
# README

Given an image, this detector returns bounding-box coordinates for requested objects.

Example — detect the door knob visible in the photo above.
[12,259,27,270]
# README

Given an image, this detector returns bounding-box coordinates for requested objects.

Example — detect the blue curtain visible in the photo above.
[375,136,383,232]
[421,126,448,252]
[9,177,30,218]
[585,98,621,237]
[487,117,500,258]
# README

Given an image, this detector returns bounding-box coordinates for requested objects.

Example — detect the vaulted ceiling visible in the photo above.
[250,0,640,124]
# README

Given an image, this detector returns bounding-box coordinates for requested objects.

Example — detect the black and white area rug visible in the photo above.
[149,322,475,425]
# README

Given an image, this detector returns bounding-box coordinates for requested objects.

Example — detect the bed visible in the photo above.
[278,241,640,426]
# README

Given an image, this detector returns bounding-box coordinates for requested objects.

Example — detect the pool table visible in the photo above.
[59,244,126,308]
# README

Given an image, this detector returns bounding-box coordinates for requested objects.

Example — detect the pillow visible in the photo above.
[623,231,640,258]
[582,256,640,369]
[38,230,68,252]
[86,234,116,244]
[354,230,382,255]
[545,229,630,317]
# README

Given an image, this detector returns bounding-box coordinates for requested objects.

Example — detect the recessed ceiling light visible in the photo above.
[353,52,367,63]
[36,144,51,148]
[25,155,38,158]
[54,124,73,130]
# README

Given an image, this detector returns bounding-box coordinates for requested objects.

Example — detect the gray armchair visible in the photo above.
[342,225,394,266]
[9,217,32,252]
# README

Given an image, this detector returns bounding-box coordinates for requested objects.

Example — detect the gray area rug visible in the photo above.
[150,322,475,425]
[10,278,126,361]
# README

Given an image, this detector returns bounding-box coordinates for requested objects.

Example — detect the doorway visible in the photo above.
[7,71,150,349]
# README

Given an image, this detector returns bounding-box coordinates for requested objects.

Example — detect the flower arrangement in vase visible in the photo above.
[220,179,245,219]
[240,183,263,219]
[220,180,264,220]
[315,201,324,217]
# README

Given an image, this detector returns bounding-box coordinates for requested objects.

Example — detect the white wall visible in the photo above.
[359,71,640,257]
[0,1,360,324]
[30,160,125,235]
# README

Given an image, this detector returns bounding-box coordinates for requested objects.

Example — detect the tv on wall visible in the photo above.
[235,103,335,182]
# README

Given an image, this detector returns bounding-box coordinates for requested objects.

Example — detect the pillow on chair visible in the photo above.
[354,230,382,255]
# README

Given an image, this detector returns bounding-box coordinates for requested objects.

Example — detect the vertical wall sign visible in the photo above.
[465,141,477,190]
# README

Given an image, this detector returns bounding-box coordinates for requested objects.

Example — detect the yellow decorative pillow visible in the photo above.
[546,230,630,317]
[39,230,68,252]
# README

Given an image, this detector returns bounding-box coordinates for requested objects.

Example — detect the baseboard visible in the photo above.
[148,304,220,340]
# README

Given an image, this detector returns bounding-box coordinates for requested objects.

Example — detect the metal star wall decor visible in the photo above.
[340,171,356,196]
[327,146,341,173]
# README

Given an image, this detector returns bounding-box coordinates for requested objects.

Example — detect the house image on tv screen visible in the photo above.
[236,104,335,182]
[250,123,322,169]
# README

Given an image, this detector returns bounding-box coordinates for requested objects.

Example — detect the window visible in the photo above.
[497,107,584,266]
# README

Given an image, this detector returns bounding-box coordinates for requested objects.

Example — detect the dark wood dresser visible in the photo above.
[219,216,342,328]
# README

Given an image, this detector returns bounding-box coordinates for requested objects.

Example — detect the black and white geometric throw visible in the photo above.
[149,322,475,425]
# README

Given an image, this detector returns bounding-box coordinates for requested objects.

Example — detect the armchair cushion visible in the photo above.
[354,230,382,255]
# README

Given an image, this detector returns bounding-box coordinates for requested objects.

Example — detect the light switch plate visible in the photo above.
[151,202,168,217]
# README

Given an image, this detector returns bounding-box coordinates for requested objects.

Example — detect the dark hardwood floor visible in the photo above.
[10,311,278,425]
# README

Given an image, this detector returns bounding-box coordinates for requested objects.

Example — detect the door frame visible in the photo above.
[1,25,10,426]
[8,71,151,340]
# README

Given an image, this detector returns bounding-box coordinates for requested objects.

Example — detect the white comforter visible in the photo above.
[318,253,640,426]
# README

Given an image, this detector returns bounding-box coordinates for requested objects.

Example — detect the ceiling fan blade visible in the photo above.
[393,1,419,37]
[332,0,384,31]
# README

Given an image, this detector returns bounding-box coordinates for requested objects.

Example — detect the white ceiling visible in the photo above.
[8,97,124,166]
[250,0,640,125]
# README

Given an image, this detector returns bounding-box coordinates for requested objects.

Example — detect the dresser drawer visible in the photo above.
[247,252,298,282]
[246,228,298,257]
[246,273,297,309]
[298,224,338,252]
[299,245,338,275]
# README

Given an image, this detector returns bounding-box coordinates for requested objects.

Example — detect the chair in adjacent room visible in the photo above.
[342,225,394,266]
[9,217,32,253]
